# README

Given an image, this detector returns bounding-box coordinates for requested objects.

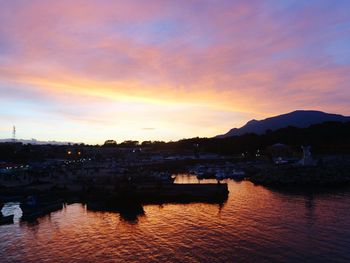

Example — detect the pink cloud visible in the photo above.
[0,0,349,142]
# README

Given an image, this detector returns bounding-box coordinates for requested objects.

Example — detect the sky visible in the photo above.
[0,0,349,144]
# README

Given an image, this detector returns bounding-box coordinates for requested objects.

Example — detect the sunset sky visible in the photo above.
[0,0,349,144]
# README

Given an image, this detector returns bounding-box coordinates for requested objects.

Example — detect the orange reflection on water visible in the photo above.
[1,176,350,262]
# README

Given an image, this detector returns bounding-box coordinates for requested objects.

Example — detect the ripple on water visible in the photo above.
[1,177,350,262]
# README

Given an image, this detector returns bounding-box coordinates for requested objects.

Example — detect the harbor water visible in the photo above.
[1,174,350,262]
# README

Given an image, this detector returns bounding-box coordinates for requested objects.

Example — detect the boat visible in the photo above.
[0,214,14,225]
[274,157,289,165]
[215,169,245,180]
[154,172,175,183]
[229,169,245,180]
[215,171,227,180]
[195,168,216,179]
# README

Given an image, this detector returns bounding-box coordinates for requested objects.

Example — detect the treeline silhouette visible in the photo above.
[135,121,350,155]
[0,121,349,163]
[103,121,350,154]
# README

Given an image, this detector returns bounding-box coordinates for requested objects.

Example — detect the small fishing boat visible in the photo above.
[196,169,216,179]
[215,169,245,180]
[215,171,227,180]
[229,169,245,180]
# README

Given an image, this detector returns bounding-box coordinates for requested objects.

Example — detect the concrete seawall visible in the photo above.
[134,183,229,203]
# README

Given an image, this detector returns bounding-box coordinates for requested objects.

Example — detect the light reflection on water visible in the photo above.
[1,175,350,262]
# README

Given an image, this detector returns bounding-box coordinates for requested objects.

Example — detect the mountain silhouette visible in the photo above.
[217,110,350,138]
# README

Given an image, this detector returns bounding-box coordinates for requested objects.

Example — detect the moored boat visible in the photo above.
[229,169,245,180]
[215,171,226,180]
[215,169,245,180]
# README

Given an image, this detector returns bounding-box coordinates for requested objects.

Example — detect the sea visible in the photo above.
[1,174,350,263]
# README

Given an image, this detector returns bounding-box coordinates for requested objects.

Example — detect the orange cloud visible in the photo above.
[0,0,349,142]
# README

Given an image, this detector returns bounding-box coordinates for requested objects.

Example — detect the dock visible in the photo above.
[134,183,229,203]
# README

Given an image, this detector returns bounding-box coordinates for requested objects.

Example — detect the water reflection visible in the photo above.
[1,175,350,262]
[119,205,145,223]
[304,194,317,228]
[86,203,146,224]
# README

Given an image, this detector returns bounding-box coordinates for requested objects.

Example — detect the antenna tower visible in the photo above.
[12,126,16,143]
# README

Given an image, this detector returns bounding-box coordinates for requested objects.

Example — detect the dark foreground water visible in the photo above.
[1,175,350,263]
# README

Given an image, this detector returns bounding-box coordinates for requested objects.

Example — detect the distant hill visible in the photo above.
[0,138,76,145]
[217,110,350,138]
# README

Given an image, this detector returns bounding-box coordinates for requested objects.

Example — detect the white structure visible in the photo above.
[299,145,316,166]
